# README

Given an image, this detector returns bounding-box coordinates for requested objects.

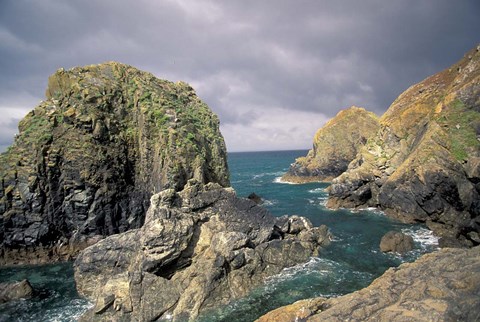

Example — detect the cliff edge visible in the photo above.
[282,106,379,183]
[328,46,480,247]
[0,62,229,265]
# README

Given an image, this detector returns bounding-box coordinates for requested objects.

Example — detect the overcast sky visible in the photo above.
[1,0,479,152]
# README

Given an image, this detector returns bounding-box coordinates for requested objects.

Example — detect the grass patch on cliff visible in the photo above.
[438,99,480,161]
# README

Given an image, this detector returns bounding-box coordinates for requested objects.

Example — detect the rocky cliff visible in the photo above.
[74,180,332,321]
[0,62,229,265]
[256,246,480,322]
[281,106,379,183]
[328,46,480,247]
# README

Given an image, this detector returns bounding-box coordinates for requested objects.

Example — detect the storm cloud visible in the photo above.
[1,0,479,151]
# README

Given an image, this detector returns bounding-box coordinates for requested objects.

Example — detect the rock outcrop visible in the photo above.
[379,231,414,253]
[0,279,34,303]
[74,180,332,321]
[328,46,480,246]
[281,106,379,183]
[0,62,229,265]
[257,246,480,322]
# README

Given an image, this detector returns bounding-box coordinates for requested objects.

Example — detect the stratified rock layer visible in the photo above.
[74,180,332,321]
[257,246,480,322]
[282,106,379,183]
[0,62,229,265]
[328,46,480,246]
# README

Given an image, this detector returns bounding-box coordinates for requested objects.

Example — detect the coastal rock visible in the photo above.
[281,106,379,183]
[0,279,34,303]
[327,46,480,246]
[0,62,229,265]
[256,246,480,322]
[74,180,332,321]
[380,231,414,253]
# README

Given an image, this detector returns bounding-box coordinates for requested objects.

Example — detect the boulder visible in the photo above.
[75,180,332,321]
[379,231,414,253]
[257,246,480,322]
[247,192,262,204]
[0,279,34,303]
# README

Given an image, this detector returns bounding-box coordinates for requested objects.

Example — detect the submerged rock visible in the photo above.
[380,231,414,253]
[0,279,34,303]
[74,180,332,321]
[0,62,229,265]
[281,106,379,183]
[257,246,480,322]
[327,45,480,246]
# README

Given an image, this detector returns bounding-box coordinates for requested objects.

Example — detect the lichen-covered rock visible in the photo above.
[0,279,34,303]
[74,180,332,321]
[380,231,414,253]
[256,246,480,322]
[281,106,379,183]
[327,46,480,246]
[0,62,229,265]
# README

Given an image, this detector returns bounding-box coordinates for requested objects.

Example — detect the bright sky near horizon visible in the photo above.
[1,0,479,152]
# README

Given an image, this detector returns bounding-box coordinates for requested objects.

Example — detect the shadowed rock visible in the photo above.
[0,62,229,265]
[327,45,480,246]
[74,180,332,321]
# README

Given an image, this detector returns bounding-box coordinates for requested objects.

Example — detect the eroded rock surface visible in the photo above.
[282,106,379,183]
[257,246,480,322]
[74,180,332,321]
[328,46,480,246]
[0,62,229,265]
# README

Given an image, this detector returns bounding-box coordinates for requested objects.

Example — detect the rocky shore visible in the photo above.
[327,46,480,247]
[257,246,480,322]
[74,180,332,321]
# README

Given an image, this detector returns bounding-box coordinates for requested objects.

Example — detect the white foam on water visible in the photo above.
[308,187,324,194]
[402,226,439,249]
[273,176,300,184]
[261,199,277,206]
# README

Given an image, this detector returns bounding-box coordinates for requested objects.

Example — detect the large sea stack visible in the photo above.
[328,46,480,247]
[281,106,379,183]
[0,62,230,265]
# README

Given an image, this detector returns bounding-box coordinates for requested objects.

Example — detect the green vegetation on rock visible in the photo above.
[0,62,230,264]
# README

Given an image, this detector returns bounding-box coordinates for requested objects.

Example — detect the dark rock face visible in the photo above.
[0,279,34,303]
[74,180,332,321]
[257,246,480,322]
[379,231,414,253]
[327,46,480,246]
[281,106,379,183]
[0,62,229,265]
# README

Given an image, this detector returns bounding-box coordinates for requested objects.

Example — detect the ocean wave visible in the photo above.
[402,226,439,249]
[261,199,277,206]
[308,187,325,194]
[273,176,300,184]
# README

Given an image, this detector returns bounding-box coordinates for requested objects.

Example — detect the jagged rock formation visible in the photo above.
[256,246,480,322]
[281,106,379,183]
[74,180,332,321]
[328,46,480,246]
[0,62,229,265]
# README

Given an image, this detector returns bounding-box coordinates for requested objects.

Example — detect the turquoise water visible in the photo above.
[0,150,438,321]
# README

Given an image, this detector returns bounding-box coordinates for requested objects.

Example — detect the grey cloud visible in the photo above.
[0,0,479,151]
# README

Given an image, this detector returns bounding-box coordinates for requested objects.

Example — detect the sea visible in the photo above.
[0,150,439,322]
